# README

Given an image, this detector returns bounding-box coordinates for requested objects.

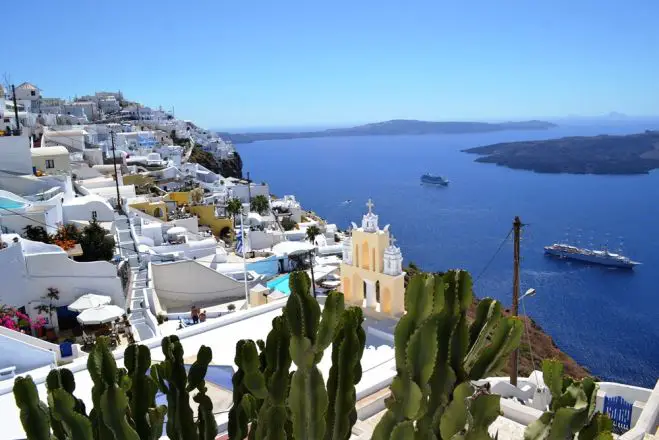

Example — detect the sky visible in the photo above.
[5,0,659,129]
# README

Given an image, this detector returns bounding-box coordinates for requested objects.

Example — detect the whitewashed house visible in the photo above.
[31,146,71,175]
[0,234,125,330]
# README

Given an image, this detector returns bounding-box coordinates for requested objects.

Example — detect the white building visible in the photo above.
[13,82,41,113]
[31,146,71,175]
[0,135,33,174]
[0,233,125,321]
[42,128,87,151]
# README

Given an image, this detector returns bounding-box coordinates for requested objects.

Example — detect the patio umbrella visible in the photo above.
[76,305,125,325]
[68,293,112,312]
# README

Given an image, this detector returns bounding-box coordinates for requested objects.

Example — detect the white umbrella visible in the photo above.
[68,294,112,312]
[76,305,125,325]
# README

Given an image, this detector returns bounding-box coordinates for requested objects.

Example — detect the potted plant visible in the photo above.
[35,287,60,340]
[227,303,236,312]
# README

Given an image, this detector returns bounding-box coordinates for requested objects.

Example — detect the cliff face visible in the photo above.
[188,145,243,179]
[219,151,243,179]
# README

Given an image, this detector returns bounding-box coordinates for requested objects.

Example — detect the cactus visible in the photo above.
[229,315,292,440]
[13,376,52,440]
[372,270,523,440]
[151,335,216,440]
[46,368,88,439]
[87,336,140,440]
[524,360,613,440]
[124,344,166,440]
[13,336,213,440]
[228,271,365,440]
[324,306,365,440]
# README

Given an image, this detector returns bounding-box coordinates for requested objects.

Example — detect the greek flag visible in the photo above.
[236,226,250,256]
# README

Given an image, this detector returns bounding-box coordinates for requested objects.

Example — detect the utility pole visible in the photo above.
[11,85,20,135]
[246,171,252,205]
[110,131,122,209]
[309,249,317,298]
[510,216,522,386]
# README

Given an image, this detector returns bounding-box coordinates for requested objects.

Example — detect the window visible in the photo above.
[30,90,36,96]
[45,159,55,169]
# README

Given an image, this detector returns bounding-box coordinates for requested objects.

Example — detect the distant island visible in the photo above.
[463,130,659,175]
[219,119,557,143]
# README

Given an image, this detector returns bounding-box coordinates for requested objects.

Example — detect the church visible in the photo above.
[340,199,405,316]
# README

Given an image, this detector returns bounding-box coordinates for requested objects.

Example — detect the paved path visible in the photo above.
[115,212,157,341]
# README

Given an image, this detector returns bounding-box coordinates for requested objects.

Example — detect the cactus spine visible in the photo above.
[372,270,523,440]
[524,360,613,440]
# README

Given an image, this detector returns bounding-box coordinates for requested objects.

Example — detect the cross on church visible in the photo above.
[390,234,397,247]
[366,198,374,213]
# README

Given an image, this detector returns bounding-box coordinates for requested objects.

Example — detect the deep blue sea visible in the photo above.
[237,123,659,388]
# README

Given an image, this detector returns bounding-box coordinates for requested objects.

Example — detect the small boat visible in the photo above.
[421,174,449,186]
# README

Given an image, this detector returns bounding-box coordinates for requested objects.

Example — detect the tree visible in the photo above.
[280,217,297,231]
[51,224,81,251]
[250,194,269,215]
[226,198,243,227]
[190,187,204,205]
[35,287,60,330]
[23,225,51,243]
[76,217,115,262]
[306,225,321,244]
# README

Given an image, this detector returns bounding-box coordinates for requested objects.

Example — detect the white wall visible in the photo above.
[31,153,70,174]
[0,237,125,310]
[230,183,270,203]
[151,260,246,310]
[0,333,56,374]
[170,216,199,234]
[0,135,33,174]
[63,196,115,222]
[150,238,217,260]
[249,229,284,250]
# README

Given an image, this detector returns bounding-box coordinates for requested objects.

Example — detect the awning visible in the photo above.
[68,293,111,312]
[76,305,124,325]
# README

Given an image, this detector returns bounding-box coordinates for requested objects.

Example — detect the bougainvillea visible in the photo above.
[0,305,46,332]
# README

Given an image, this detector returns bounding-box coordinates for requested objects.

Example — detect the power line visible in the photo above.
[473,227,513,284]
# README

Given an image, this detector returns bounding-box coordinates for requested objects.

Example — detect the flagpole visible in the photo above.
[240,211,249,307]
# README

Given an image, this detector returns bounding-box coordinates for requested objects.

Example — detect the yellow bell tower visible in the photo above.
[340,199,405,316]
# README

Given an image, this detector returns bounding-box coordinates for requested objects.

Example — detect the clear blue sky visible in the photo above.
[5,0,659,129]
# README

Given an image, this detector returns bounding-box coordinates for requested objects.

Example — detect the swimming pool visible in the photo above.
[0,197,25,210]
[267,273,291,295]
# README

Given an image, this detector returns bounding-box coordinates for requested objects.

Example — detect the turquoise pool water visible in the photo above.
[267,273,291,295]
[0,197,25,210]
[247,257,279,277]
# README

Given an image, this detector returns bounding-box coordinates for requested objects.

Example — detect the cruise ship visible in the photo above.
[421,174,449,186]
[544,243,640,269]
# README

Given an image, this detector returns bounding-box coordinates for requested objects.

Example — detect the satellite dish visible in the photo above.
[383,224,390,232]
[351,222,358,230]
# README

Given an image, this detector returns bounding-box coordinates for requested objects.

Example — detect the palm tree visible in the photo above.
[306,225,321,245]
[250,195,270,215]
[226,198,243,227]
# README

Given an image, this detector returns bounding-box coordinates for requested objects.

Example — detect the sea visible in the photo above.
[236,123,659,388]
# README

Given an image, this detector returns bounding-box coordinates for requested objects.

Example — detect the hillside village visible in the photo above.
[0,82,657,440]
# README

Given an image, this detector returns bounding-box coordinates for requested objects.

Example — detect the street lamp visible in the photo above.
[520,288,536,301]
[520,287,540,386]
